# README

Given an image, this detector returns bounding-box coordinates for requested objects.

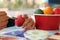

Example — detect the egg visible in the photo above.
[34,9,43,14]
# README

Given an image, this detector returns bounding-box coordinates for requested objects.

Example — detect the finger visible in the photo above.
[22,18,31,28]
[31,23,36,29]
[23,18,34,28]
[24,24,35,31]
[24,25,32,31]
[24,19,34,30]
[27,22,35,30]
[22,14,30,27]
[31,20,36,29]
[24,23,32,29]
[22,14,29,19]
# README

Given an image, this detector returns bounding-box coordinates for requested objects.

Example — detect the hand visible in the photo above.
[22,14,35,30]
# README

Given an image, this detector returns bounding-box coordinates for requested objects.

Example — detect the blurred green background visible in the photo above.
[0,0,37,10]
[0,0,60,10]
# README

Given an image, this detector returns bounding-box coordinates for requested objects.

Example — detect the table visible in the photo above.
[0,26,58,35]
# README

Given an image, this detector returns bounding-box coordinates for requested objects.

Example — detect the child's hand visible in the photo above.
[22,14,35,30]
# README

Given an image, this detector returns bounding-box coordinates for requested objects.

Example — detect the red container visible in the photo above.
[35,14,60,30]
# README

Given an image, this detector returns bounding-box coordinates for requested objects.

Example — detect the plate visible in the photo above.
[0,27,25,37]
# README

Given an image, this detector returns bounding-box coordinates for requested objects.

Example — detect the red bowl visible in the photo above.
[35,14,60,30]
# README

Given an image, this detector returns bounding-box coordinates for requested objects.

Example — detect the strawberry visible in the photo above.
[15,15,25,26]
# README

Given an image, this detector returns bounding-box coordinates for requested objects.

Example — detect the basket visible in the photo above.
[35,14,60,30]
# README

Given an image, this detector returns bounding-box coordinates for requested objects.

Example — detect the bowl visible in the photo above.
[35,14,60,30]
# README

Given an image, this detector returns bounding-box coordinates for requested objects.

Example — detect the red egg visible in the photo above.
[53,8,60,14]
[55,32,60,35]
[15,15,25,26]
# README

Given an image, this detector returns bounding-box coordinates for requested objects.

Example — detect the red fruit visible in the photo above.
[53,8,60,14]
[15,15,25,26]
[55,32,60,35]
